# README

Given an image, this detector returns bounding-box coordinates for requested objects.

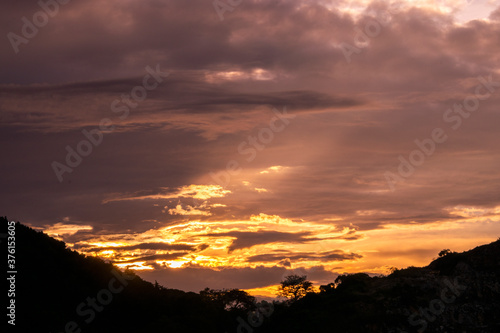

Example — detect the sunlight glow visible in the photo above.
[103,184,231,203]
[56,205,500,277]
[43,223,93,237]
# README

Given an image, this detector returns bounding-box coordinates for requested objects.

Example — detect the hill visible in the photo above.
[3,216,499,332]
[2,217,233,333]
[260,238,500,332]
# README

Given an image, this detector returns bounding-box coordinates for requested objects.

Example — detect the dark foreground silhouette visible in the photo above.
[3,217,499,332]
[261,240,500,333]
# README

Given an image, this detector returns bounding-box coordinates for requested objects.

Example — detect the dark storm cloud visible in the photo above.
[0,73,362,136]
[3,0,497,85]
[1,0,354,84]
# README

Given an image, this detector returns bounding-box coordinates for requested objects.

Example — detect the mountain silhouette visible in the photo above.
[3,217,232,333]
[3,216,499,333]
[260,238,500,332]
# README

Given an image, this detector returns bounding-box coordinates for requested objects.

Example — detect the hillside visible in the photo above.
[2,217,232,332]
[3,217,499,332]
[260,238,500,332]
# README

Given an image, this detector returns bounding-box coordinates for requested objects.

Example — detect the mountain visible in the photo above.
[3,216,499,333]
[260,238,500,332]
[2,217,233,333]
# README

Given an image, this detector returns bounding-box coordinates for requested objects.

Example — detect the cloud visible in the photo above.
[119,253,189,263]
[83,242,196,252]
[103,184,231,203]
[207,230,315,252]
[247,250,363,263]
[3,0,500,295]
[137,264,339,292]
[168,204,212,216]
[260,165,287,174]
[490,6,500,20]
[41,223,93,237]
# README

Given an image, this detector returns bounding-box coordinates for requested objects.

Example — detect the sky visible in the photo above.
[1,0,500,298]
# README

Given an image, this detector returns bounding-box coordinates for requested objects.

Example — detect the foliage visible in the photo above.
[438,248,453,257]
[200,287,256,311]
[3,217,231,333]
[260,239,500,332]
[4,217,500,333]
[388,266,399,274]
[334,273,372,292]
[319,282,335,293]
[277,274,314,302]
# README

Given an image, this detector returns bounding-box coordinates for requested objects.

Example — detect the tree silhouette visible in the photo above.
[2,217,235,333]
[200,288,255,311]
[438,249,452,257]
[277,274,313,302]
[319,282,335,293]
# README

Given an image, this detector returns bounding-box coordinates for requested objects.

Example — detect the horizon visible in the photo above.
[11,219,500,299]
[2,0,500,299]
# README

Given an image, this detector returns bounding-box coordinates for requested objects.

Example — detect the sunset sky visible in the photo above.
[2,0,500,298]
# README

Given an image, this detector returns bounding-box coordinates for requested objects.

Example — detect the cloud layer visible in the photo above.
[2,0,500,295]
